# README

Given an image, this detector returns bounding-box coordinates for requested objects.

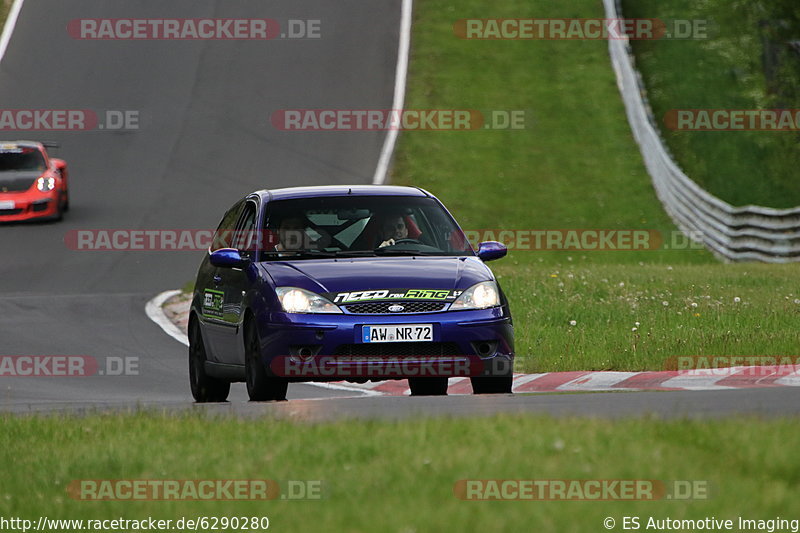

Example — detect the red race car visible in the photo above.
[0,141,69,222]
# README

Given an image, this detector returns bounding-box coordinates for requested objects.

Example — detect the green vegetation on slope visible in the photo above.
[393,0,710,265]
[622,0,800,207]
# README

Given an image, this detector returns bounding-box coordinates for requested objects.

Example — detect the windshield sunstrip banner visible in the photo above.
[327,289,462,304]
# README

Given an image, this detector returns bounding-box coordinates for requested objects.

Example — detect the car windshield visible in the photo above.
[262,195,473,259]
[0,147,46,172]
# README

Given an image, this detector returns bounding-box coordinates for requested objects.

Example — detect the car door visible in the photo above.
[199,199,244,362]
[215,199,259,364]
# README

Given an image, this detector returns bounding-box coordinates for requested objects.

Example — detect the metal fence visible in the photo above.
[604,0,800,262]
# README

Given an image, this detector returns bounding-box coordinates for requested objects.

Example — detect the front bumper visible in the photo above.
[0,190,61,221]
[257,306,514,382]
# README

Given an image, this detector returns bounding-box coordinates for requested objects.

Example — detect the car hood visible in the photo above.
[259,256,494,294]
[0,170,42,193]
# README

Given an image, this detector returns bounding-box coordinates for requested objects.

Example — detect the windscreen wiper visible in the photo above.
[262,250,339,259]
[372,248,441,256]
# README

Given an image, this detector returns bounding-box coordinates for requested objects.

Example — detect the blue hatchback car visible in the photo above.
[189,185,513,401]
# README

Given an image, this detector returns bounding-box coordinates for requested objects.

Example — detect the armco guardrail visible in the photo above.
[604,0,800,262]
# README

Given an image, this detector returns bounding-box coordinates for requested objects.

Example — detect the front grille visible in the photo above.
[344,301,447,314]
[32,202,49,212]
[0,208,23,216]
[334,342,461,357]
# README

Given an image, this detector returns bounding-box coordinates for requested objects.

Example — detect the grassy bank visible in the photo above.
[497,263,800,372]
[0,0,9,24]
[1,413,799,531]
[622,0,800,208]
[393,0,710,265]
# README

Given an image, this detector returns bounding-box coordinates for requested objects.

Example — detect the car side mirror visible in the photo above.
[477,241,507,262]
[210,248,250,268]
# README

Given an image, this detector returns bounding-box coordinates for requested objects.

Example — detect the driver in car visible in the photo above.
[378,213,408,248]
[275,216,307,252]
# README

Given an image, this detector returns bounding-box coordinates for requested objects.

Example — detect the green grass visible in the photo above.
[622,0,800,208]
[497,262,800,372]
[2,413,800,531]
[393,0,710,265]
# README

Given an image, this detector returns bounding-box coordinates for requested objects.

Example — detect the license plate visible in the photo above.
[0,201,14,210]
[362,324,433,343]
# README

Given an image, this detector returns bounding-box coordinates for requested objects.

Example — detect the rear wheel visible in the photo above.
[408,377,449,396]
[189,321,230,402]
[245,320,288,401]
[470,375,513,394]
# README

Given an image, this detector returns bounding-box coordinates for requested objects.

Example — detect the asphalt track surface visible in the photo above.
[1,1,798,417]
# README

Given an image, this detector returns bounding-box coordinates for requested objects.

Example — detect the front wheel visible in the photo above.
[189,322,230,402]
[245,321,288,401]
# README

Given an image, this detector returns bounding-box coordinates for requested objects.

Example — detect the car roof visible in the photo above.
[254,185,432,202]
[0,140,43,149]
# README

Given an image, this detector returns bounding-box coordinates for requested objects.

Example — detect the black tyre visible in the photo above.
[52,196,63,221]
[245,320,288,401]
[408,377,449,396]
[470,375,513,394]
[189,322,230,402]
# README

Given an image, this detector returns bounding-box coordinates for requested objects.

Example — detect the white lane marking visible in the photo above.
[511,373,547,390]
[659,369,734,390]
[304,381,384,396]
[773,370,800,387]
[335,380,391,390]
[557,371,638,391]
[0,0,24,66]
[145,290,188,346]
[372,0,413,185]
[144,291,372,397]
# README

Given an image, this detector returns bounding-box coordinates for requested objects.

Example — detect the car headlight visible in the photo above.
[276,287,342,314]
[450,281,500,310]
[36,177,55,192]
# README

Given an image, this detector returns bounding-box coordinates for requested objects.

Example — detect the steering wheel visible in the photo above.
[391,238,423,245]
